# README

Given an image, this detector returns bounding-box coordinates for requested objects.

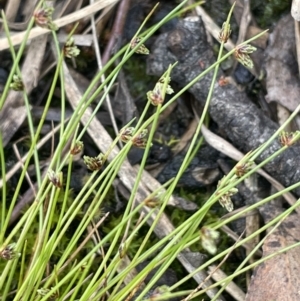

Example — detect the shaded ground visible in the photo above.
[0,0,299,300]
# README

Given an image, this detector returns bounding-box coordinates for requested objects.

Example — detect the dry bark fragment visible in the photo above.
[246,206,300,301]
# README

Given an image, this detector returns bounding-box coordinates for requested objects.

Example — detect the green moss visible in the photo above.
[251,0,290,28]
[123,57,155,100]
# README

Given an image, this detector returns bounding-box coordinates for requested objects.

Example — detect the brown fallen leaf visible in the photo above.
[246,207,300,301]
[292,0,300,21]
[0,34,48,146]
[265,15,300,112]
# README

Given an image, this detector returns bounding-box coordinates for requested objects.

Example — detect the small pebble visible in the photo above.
[233,63,254,85]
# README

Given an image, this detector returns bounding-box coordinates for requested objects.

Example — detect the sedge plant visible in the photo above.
[1,1,300,301]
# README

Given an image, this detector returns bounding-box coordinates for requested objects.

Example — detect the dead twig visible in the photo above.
[102,0,131,65]
[0,0,120,50]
